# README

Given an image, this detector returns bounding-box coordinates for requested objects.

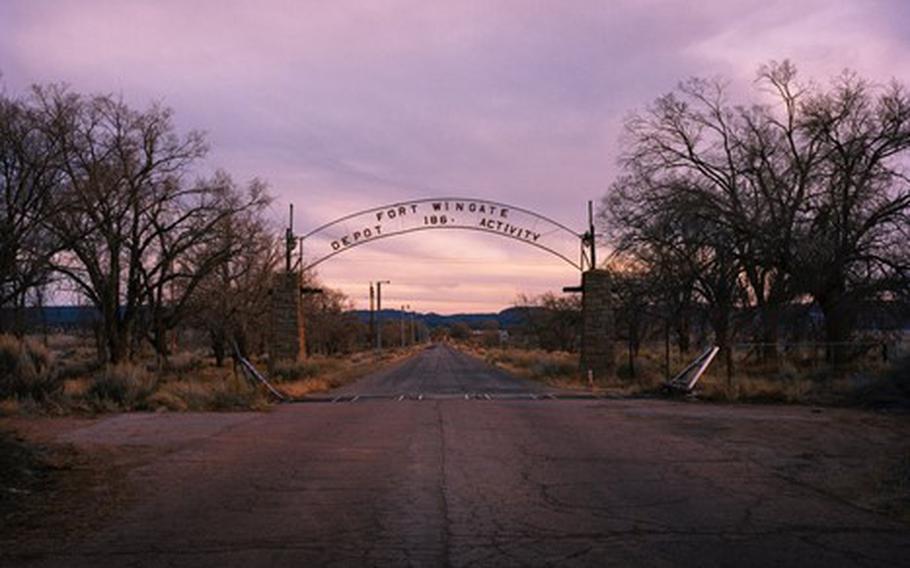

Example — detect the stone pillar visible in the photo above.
[269,271,305,364]
[581,269,614,381]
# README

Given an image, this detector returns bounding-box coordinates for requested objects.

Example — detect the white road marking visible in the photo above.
[397,394,405,401]
[418,393,424,401]
[351,395,360,403]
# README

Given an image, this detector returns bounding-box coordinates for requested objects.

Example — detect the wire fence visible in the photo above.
[625,336,908,384]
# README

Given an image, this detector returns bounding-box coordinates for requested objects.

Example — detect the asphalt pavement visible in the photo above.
[17,344,910,567]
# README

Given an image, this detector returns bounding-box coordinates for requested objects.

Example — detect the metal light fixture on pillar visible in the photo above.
[564,200,615,384]
[269,204,306,366]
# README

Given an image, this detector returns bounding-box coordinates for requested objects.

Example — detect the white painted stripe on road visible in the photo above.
[397,394,405,401]
[351,395,360,403]
[483,393,492,400]
[331,396,341,403]
[418,393,424,401]
[464,393,470,400]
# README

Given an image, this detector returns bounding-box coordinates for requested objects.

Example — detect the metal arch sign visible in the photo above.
[299,197,587,271]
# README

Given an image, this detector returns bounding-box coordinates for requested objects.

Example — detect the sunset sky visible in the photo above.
[2,0,908,313]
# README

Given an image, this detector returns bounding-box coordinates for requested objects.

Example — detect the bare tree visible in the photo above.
[605,264,648,378]
[31,86,270,363]
[186,179,278,365]
[35,87,206,362]
[607,178,745,381]
[0,91,61,332]
[795,71,910,360]
[302,280,364,355]
[605,61,910,371]
[140,172,272,362]
[615,72,799,356]
[515,292,581,352]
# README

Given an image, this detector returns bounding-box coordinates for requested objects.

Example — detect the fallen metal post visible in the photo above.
[664,346,720,394]
[232,342,289,402]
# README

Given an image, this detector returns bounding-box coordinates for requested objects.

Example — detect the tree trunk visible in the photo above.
[820,297,854,367]
[675,316,691,354]
[709,305,734,389]
[102,297,127,364]
[759,303,781,363]
[211,329,226,367]
[152,320,169,367]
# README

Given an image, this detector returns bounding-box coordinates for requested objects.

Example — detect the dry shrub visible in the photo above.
[700,376,812,403]
[271,360,320,382]
[276,349,422,398]
[58,354,101,381]
[163,351,205,374]
[484,347,579,384]
[146,389,188,412]
[0,335,61,401]
[0,398,21,416]
[280,377,339,398]
[271,357,343,382]
[89,363,158,409]
[150,374,265,412]
[530,356,578,380]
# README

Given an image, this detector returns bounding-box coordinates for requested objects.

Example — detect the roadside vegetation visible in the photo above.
[0,332,425,415]
[0,333,265,414]
[458,336,909,406]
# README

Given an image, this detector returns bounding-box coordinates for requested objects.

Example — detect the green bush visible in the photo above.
[89,363,158,408]
[0,335,61,401]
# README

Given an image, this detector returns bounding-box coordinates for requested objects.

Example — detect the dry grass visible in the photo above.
[88,363,159,410]
[464,342,909,406]
[0,337,423,414]
[278,347,420,398]
[0,335,61,401]
[271,357,344,382]
[150,372,268,411]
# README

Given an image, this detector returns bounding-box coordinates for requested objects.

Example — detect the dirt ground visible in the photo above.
[0,413,258,561]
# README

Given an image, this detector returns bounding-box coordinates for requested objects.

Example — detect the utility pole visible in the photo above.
[400,304,410,347]
[369,282,375,348]
[586,200,596,270]
[285,204,296,273]
[376,280,390,349]
[410,308,416,345]
[400,305,406,347]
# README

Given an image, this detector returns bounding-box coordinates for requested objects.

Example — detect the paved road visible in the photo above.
[19,345,910,567]
[328,343,553,399]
